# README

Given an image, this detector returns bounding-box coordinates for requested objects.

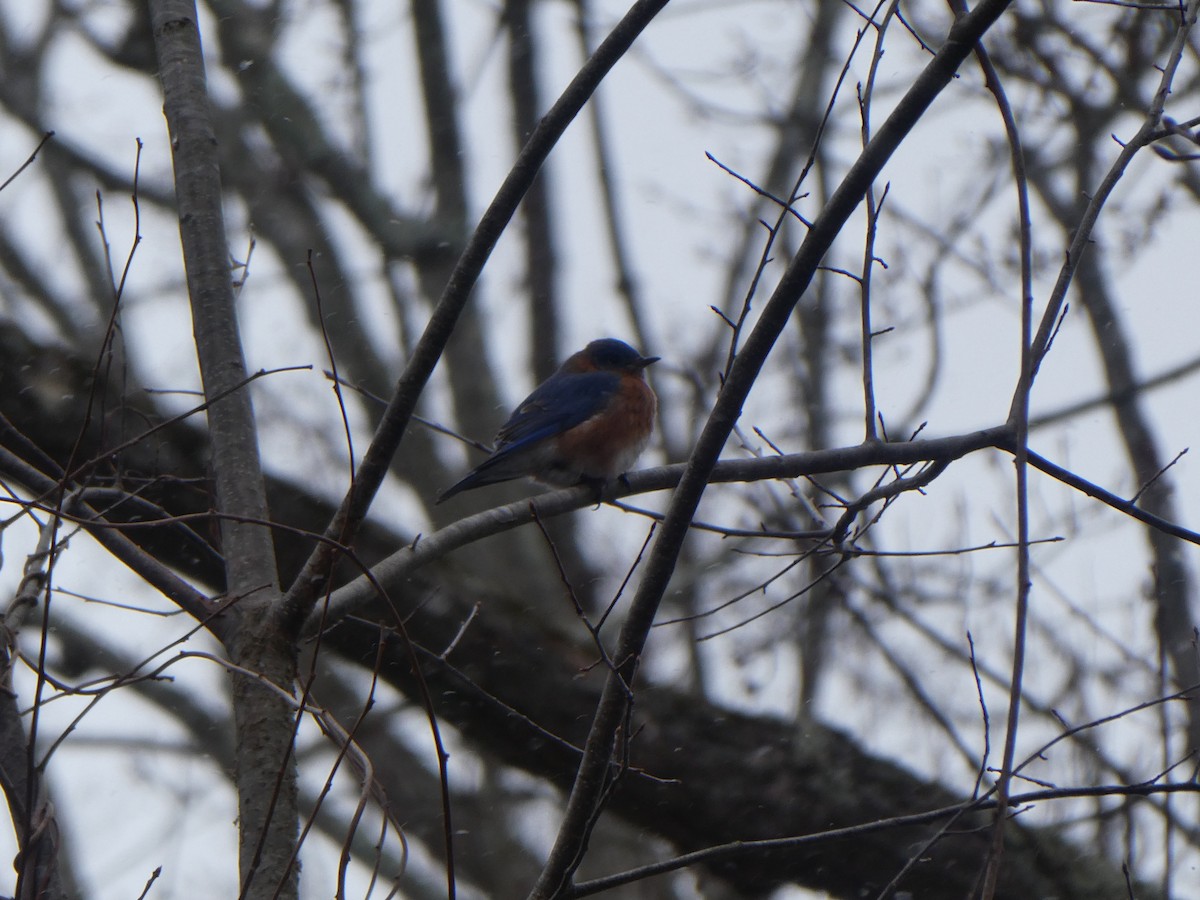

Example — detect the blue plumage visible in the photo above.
[438,339,658,503]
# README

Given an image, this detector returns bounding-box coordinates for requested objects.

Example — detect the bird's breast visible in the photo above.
[552,378,657,479]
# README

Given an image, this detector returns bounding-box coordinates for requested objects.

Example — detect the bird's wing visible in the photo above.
[436,371,622,503]
[494,370,621,451]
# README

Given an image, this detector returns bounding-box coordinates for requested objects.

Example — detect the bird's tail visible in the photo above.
[436,450,526,503]
[435,472,480,504]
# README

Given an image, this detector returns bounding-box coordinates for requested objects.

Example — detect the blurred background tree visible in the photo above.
[0,0,1198,897]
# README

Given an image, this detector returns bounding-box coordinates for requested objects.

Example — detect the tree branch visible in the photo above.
[149,2,295,897]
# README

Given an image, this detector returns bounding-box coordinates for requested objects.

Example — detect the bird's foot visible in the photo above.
[578,475,608,508]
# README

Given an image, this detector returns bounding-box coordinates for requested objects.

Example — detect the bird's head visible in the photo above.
[578,338,660,374]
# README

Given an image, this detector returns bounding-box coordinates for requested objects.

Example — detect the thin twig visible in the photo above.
[1022,0,1200,391]
[566,778,1200,897]
[0,131,54,194]
[855,0,899,442]
[952,4,1036,892]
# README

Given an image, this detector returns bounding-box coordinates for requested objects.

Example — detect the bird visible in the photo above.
[438,338,659,503]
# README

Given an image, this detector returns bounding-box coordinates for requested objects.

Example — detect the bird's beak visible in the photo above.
[639,356,661,368]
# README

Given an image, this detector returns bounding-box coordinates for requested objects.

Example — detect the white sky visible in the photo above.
[0,0,1198,896]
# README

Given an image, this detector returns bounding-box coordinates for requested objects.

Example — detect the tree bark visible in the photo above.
[149,3,298,897]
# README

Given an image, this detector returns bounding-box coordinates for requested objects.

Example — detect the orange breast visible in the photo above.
[555,376,657,478]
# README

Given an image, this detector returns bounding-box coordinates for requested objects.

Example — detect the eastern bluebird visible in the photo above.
[438,338,659,502]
